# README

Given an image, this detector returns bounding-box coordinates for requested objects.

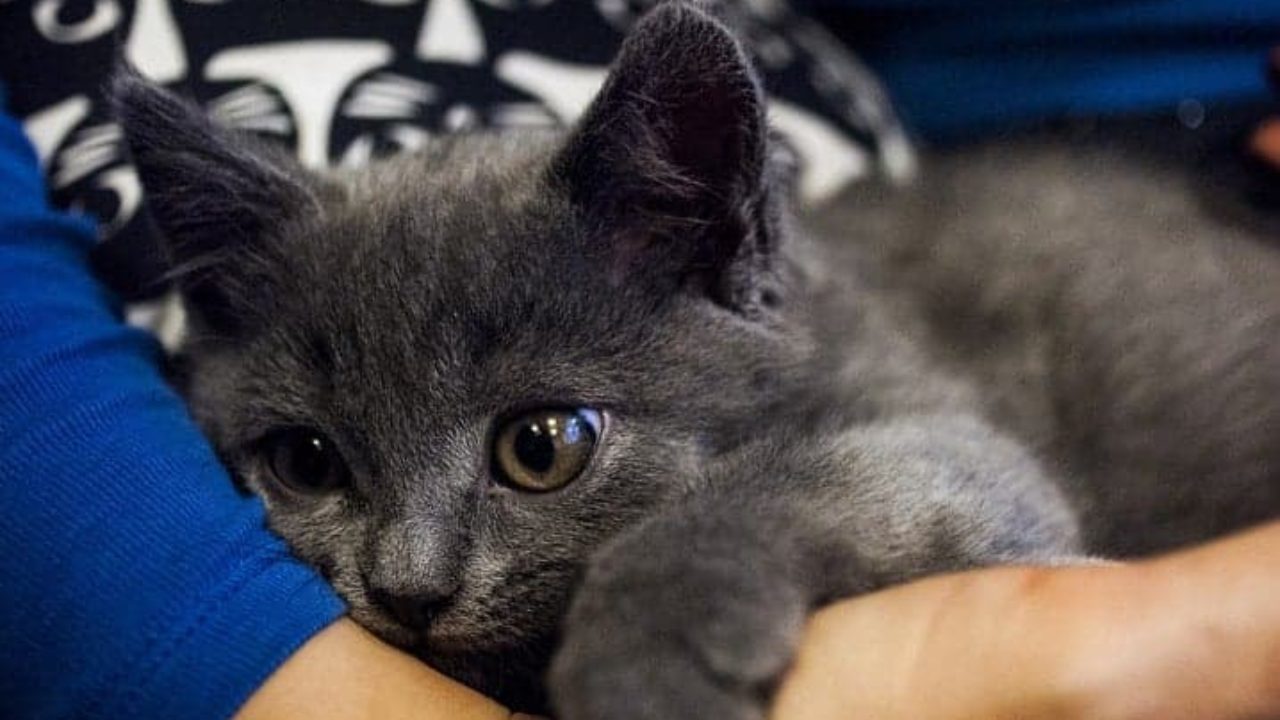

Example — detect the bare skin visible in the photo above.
[234,619,517,720]
[239,521,1280,720]
[774,521,1280,720]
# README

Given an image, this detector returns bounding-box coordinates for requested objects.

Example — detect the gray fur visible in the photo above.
[113,2,1280,717]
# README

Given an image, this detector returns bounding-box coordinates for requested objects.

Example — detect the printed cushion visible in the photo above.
[0,0,913,299]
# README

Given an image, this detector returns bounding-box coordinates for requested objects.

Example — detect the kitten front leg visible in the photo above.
[549,501,822,720]
[549,414,1083,720]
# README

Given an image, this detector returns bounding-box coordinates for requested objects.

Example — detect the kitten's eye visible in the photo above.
[263,428,351,494]
[493,408,602,492]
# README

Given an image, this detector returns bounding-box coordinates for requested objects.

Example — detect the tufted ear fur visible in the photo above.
[111,67,321,335]
[555,1,779,310]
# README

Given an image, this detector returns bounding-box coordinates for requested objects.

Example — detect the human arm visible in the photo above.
[772,520,1280,720]
[0,95,519,720]
[0,89,340,718]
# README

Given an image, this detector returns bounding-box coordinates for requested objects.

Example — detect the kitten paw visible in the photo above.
[550,643,776,720]
[547,532,806,720]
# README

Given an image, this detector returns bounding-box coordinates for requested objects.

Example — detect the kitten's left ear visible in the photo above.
[111,66,321,334]
[554,1,776,306]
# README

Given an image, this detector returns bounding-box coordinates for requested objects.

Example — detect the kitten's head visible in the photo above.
[116,1,808,707]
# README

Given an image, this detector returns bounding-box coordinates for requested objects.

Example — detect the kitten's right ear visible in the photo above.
[111,68,318,334]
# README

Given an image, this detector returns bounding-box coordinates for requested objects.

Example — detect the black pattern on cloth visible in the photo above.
[0,0,913,300]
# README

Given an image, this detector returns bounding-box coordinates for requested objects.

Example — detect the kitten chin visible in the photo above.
[418,639,558,713]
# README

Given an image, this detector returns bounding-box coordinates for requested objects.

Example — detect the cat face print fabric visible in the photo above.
[0,0,913,300]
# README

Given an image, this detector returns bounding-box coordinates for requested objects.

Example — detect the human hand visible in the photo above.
[772,521,1280,720]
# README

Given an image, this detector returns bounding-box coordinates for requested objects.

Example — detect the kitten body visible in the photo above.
[113,3,1280,717]
[809,129,1280,557]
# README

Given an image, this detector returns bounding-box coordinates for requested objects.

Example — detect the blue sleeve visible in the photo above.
[817,0,1279,141]
[0,108,344,717]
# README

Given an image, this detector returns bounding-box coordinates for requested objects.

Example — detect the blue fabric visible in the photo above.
[817,0,1280,141]
[0,106,344,718]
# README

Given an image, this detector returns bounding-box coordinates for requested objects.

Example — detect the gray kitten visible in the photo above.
[113,2,1280,717]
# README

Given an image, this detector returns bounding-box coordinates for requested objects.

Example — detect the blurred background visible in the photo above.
[2,0,1278,299]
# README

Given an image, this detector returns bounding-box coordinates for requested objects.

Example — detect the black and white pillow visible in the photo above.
[0,0,913,300]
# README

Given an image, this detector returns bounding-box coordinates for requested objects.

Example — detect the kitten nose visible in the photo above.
[371,588,450,629]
